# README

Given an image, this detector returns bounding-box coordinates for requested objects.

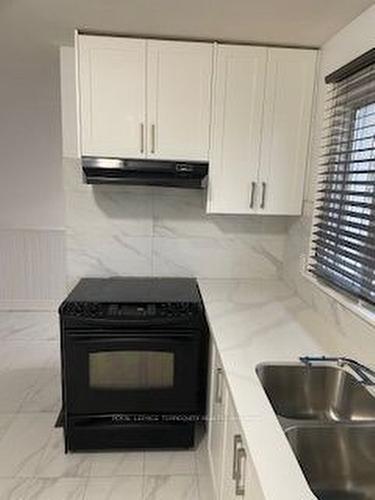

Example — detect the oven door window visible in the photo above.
[89,351,174,390]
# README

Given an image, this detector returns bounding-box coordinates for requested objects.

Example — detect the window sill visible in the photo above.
[301,269,375,328]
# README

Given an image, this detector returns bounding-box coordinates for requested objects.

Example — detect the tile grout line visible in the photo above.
[142,450,146,500]
[81,477,90,500]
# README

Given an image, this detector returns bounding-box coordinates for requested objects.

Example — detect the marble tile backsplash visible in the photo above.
[63,159,290,288]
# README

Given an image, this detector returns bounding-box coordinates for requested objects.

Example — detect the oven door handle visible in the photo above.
[66,332,198,342]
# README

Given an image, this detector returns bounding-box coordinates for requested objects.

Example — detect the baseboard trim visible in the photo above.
[0,300,61,311]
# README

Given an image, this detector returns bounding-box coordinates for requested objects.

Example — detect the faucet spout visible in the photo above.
[299,356,375,386]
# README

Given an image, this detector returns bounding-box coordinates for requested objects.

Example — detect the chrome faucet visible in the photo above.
[299,356,375,386]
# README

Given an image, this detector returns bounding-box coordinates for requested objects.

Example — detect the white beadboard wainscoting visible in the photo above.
[0,229,66,310]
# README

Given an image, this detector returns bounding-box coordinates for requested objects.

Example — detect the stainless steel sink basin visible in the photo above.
[286,425,375,500]
[256,364,375,422]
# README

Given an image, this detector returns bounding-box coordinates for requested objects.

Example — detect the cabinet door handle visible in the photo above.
[140,123,145,154]
[260,182,266,209]
[232,434,243,480]
[151,124,156,153]
[215,367,223,404]
[235,447,247,496]
[249,182,256,209]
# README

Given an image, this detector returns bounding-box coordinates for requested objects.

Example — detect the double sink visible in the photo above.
[256,363,375,500]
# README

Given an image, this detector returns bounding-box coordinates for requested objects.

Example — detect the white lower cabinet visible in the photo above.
[221,396,265,500]
[221,395,243,500]
[208,345,265,500]
[208,346,228,498]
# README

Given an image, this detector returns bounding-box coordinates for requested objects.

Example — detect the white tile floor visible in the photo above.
[0,312,215,500]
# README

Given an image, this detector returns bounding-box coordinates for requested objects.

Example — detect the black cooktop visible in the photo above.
[63,277,201,304]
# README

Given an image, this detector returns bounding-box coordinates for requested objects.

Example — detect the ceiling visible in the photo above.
[1,0,374,48]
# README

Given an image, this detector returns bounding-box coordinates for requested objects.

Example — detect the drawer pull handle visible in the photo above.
[235,447,247,496]
[151,124,156,153]
[140,123,145,153]
[215,367,223,404]
[260,181,266,209]
[232,434,242,480]
[250,182,256,209]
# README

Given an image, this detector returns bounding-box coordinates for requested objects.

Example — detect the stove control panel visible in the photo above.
[62,302,196,320]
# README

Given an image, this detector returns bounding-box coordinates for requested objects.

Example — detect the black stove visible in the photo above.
[61,278,200,324]
[63,277,201,303]
[59,277,209,451]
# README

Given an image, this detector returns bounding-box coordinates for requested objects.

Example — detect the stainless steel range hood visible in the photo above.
[82,157,208,189]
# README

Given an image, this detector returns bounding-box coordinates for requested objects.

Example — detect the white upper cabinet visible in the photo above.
[147,40,213,161]
[208,45,317,215]
[77,35,212,161]
[259,48,316,215]
[78,36,147,158]
[208,45,267,214]
[76,34,316,215]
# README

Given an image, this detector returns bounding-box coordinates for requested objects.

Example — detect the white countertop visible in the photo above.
[198,278,339,500]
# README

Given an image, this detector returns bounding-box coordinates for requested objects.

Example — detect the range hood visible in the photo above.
[82,157,208,189]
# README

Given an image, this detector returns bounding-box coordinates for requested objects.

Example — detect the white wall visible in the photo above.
[60,48,79,159]
[0,5,66,308]
[0,12,65,228]
[283,5,375,366]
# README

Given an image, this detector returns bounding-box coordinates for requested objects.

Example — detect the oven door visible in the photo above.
[64,330,202,415]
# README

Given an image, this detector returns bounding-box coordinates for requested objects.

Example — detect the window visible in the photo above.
[311,49,375,306]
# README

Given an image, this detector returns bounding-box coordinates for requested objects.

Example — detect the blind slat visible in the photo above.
[318,188,374,198]
[321,146,375,158]
[315,239,375,264]
[318,180,375,187]
[314,224,375,245]
[313,233,375,259]
[319,168,375,176]
[315,247,375,277]
[321,119,375,137]
[314,229,375,249]
[324,93,375,119]
[321,133,375,150]
[317,197,374,210]
[315,218,374,234]
[320,158,375,167]
[313,256,374,288]
[315,208,374,222]
[309,266,374,303]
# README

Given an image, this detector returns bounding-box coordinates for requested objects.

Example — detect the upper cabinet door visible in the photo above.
[258,48,316,215]
[207,45,267,214]
[78,36,146,158]
[147,40,213,161]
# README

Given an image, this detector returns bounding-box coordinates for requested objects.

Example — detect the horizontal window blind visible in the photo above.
[310,53,375,305]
